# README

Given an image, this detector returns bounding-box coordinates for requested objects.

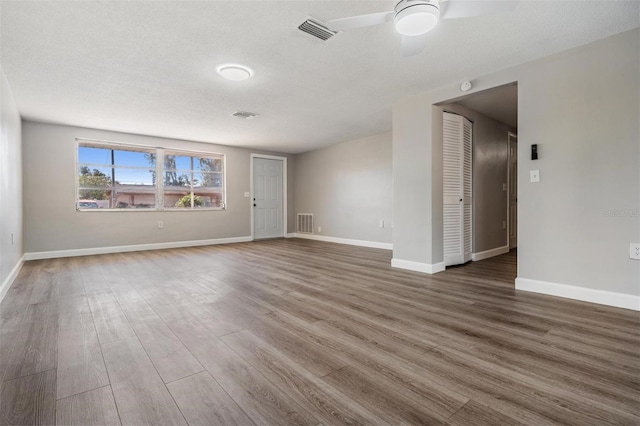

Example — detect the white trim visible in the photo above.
[24,237,252,261]
[157,147,165,209]
[285,233,296,238]
[391,258,446,274]
[0,255,25,303]
[507,131,518,249]
[76,137,226,156]
[471,245,510,262]
[515,277,640,311]
[293,233,392,250]
[250,154,288,240]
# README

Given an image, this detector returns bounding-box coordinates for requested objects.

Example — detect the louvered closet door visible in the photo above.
[443,112,473,266]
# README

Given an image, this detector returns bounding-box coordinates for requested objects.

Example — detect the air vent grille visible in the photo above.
[232,111,258,119]
[298,19,336,41]
[297,213,314,234]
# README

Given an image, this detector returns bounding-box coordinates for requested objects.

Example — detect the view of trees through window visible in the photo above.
[78,166,112,200]
[77,141,224,210]
[162,152,224,209]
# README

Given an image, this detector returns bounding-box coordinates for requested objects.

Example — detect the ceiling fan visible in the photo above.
[326,0,519,57]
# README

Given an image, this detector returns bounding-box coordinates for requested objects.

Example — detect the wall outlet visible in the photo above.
[502,183,507,191]
[158,221,164,229]
[630,243,640,260]
[530,170,540,183]
[317,226,321,233]
[379,220,384,228]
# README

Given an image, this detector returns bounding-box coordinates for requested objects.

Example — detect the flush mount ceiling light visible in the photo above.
[217,64,253,81]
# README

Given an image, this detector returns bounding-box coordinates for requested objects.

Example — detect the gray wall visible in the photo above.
[294,132,392,244]
[22,121,295,254]
[393,29,639,296]
[442,102,515,253]
[0,66,23,289]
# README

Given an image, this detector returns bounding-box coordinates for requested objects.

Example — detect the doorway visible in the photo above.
[251,154,287,240]
[439,82,518,272]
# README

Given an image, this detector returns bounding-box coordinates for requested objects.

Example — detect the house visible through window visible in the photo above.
[77,140,225,210]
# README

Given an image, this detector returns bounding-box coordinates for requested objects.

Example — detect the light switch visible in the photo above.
[244,192,250,197]
[530,170,540,183]
[502,183,507,191]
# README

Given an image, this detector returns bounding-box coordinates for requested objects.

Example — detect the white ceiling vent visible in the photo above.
[297,213,314,234]
[298,19,336,41]
[232,111,258,119]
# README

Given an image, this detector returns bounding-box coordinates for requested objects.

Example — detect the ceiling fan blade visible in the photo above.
[440,1,520,19]
[326,11,394,32]
[401,34,429,57]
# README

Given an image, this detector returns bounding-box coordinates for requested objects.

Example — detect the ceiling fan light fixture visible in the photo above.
[394,4,439,37]
[217,64,254,81]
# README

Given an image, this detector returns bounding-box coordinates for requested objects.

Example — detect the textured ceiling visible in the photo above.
[456,83,518,129]
[1,1,638,154]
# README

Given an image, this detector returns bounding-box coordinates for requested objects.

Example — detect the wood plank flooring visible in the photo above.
[1,238,638,425]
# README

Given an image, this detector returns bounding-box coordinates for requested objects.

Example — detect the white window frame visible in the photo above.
[75,138,226,212]
[162,149,226,211]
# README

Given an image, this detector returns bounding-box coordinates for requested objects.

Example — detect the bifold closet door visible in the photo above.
[443,112,472,266]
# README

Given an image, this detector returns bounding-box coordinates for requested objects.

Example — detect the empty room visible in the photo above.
[1,1,639,425]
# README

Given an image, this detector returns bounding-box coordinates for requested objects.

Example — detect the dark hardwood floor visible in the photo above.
[1,239,638,425]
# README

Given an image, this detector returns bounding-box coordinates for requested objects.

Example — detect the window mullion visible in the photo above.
[157,148,164,210]
[190,156,194,208]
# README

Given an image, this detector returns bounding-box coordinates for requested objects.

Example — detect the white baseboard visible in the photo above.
[391,258,446,275]
[516,277,640,311]
[285,233,296,238]
[471,245,510,262]
[291,233,392,250]
[0,255,25,303]
[24,236,253,260]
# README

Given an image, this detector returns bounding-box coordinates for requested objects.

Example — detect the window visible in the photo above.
[78,142,156,209]
[77,140,225,211]
[163,151,224,209]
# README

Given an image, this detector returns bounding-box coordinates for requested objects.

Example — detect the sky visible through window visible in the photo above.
[79,146,155,185]
[79,145,223,187]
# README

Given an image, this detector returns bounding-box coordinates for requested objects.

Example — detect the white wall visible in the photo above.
[0,66,24,300]
[442,102,515,254]
[294,132,392,246]
[393,29,639,305]
[22,121,295,256]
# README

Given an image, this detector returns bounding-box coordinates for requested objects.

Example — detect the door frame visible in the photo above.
[507,132,517,249]
[250,153,287,240]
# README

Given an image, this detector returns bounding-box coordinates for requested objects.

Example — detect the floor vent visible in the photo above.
[297,213,314,234]
[298,19,336,41]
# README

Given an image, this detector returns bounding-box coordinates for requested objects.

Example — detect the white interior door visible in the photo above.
[508,133,518,248]
[253,157,283,239]
[443,112,473,266]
